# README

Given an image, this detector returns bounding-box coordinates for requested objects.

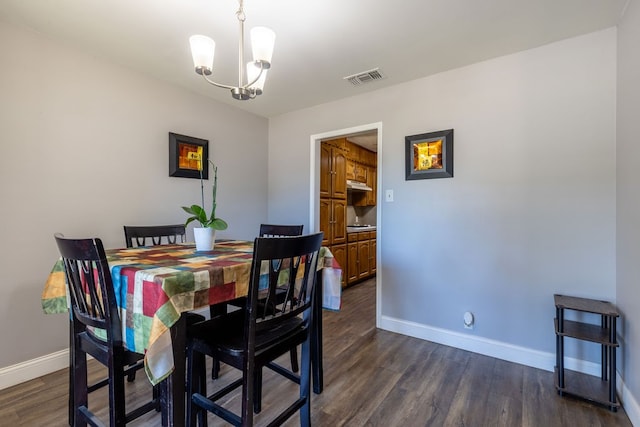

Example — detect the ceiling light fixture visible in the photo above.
[189,0,275,100]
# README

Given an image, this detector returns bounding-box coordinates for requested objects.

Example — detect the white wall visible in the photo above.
[0,21,268,368]
[617,0,640,421]
[269,29,617,362]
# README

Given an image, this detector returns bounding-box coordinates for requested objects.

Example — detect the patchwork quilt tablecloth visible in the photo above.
[42,240,342,385]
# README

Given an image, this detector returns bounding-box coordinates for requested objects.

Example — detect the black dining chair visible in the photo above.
[210,224,304,383]
[123,224,186,248]
[186,232,323,427]
[54,234,161,427]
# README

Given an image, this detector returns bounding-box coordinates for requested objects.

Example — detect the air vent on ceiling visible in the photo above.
[344,68,385,86]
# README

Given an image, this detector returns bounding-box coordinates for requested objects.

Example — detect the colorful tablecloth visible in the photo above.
[42,240,342,385]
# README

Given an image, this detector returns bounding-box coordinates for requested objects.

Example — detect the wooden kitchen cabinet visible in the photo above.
[320,198,346,247]
[357,240,370,279]
[354,163,367,183]
[346,242,359,284]
[369,237,376,274]
[320,139,347,249]
[345,140,376,181]
[366,166,376,205]
[320,141,347,199]
[330,244,347,288]
[319,198,330,247]
[346,159,367,183]
[353,165,376,207]
[363,149,376,165]
[320,143,331,198]
[346,159,355,180]
[344,141,361,161]
[332,200,347,245]
[346,231,376,285]
[346,233,358,285]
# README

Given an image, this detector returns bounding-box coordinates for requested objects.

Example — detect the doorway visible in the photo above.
[309,122,382,328]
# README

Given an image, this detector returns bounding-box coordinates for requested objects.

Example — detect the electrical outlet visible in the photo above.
[385,189,394,202]
[464,311,474,329]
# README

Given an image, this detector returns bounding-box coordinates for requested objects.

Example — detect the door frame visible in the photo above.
[309,122,383,328]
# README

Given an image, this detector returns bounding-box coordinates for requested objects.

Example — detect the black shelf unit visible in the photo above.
[554,294,620,411]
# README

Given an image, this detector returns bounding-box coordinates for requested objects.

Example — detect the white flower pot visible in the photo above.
[194,227,216,251]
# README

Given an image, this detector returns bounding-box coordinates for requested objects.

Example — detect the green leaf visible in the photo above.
[209,218,228,231]
[190,205,206,217]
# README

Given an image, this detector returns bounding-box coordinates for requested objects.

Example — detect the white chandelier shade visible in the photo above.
[247,61,268,94]
[189,35,215,75]
[250,27,276,64]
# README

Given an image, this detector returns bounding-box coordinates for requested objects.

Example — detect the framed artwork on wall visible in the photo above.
[169,132,209,179]
[405,129,454,180]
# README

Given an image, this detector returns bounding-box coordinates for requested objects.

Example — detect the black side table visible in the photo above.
[554,294,620,411]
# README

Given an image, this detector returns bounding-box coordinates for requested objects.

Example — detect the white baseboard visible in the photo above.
[0,349,69,391]
[380,314,639,426]
[379,315,596,373]
[618,375,640,427]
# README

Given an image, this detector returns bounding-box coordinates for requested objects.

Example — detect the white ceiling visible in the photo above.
[0,0,628,118]
[346,132,378,153]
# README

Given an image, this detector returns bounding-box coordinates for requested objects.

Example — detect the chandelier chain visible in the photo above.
[236,0,246,22]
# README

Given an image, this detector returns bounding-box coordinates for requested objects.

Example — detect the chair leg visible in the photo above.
[196,358,209,427]
[299,339,312,427]
[185,346,196,427]
[241,369,255,427]
[198,405,208,427]
[251,349,297,413]
[73,344,88,427]
[211,359,220,380]
[108,362,127,426]
[186,346,206,427]
[68,323,75,427]
[290,347,299,373]
[127,366,136,382]
[253,368,263,413]
[209,304,227,380]
[153,385,161,412]
[68,374,74,427]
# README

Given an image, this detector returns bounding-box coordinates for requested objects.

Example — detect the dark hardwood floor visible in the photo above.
[0,278,632,426]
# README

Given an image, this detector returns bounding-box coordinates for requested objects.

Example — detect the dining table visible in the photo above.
[42,239,342,426]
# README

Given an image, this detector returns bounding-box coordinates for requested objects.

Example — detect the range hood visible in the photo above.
[347,179,372,192]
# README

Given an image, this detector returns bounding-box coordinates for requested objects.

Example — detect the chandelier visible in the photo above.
[189,0,275,100]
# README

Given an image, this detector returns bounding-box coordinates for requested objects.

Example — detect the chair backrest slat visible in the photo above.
[259,224,304,238]
[124,224,186,248]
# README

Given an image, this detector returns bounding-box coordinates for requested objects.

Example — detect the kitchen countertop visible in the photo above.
[346,225,377,233]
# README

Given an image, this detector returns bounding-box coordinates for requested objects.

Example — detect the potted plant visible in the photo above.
[182,160,228,251]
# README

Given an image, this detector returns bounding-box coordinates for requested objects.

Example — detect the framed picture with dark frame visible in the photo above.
[405,129,454,180]
[169,132,209,179]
